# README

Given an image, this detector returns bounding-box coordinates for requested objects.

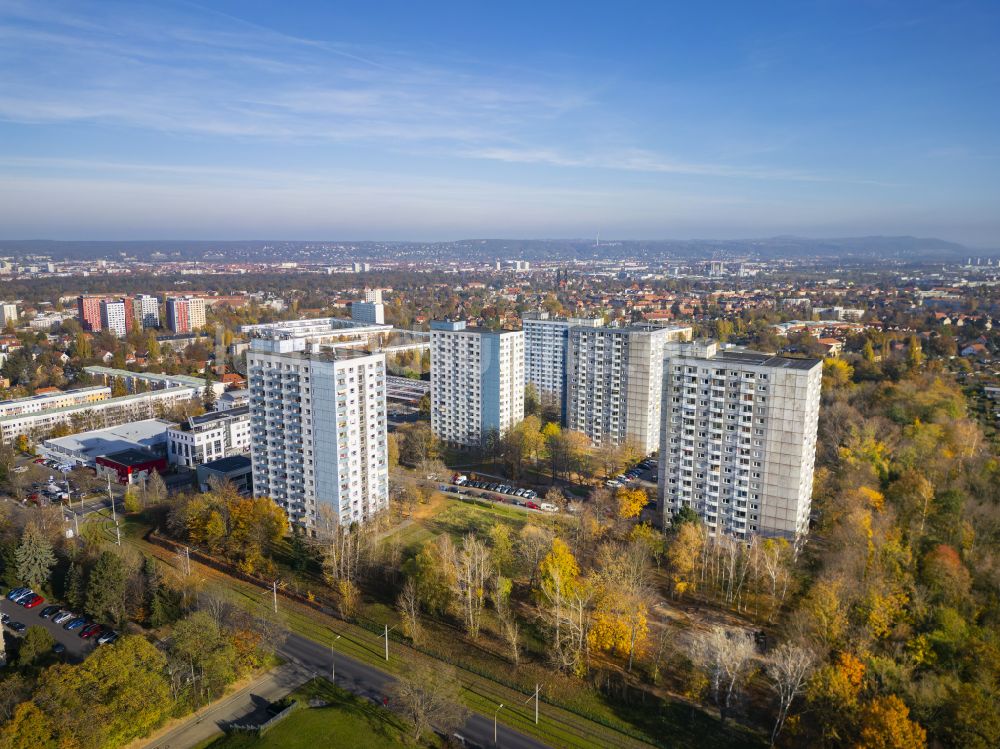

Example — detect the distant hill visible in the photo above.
[0,235,979,262]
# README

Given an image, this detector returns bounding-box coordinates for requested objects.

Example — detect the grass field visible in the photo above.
[200,678,439,749]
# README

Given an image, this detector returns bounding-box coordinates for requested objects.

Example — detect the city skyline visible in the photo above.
[1,0,998,245]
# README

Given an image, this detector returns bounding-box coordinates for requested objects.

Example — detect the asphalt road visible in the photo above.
[0,596,96,663]
[280,631,548,749]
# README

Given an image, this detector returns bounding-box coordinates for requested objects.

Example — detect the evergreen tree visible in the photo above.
[85,551,128,625]
[14,522,56,589]
[64,562,85,611]
[203,371,216,410]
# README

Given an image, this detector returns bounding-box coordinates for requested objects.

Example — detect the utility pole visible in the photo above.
[115,521,121,547]
[272,580,278,613]
[384,624,397,661]
[523,684,539,725]
[184,546,191,576]
[107,472,116,523]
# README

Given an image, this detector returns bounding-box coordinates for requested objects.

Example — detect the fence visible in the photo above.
[227,698,298,736]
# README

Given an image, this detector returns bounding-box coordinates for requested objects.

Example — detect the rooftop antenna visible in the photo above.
[595,231,600,249]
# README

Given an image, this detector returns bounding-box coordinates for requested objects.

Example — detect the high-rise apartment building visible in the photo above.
[100,299,128,338]
[566,324,691,455]
[0,303,18,328]
[77,295,104,332]
[248,336,389,529]
[657,341,821,540]
[430,320,524,448]
[166,296,206,333]
[351,288,385,324]
[132,295,160,330]
[522,312,602,418]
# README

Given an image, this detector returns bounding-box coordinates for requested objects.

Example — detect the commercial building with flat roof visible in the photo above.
[39,418,175,466]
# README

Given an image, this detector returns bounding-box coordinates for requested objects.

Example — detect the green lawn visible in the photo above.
[201,678,439,749]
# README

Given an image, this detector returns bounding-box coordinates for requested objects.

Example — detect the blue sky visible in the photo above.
[0,0,998,245]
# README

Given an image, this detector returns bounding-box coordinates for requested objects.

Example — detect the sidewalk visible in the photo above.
[141,663,311,749]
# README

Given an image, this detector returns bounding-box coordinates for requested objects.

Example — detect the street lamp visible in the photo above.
[331,634,341,684]
[494,703,504,744]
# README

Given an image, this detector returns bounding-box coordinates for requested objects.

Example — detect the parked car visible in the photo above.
[540,502,559,512]
[64,617,88,631]
[80,624,103,639]
[8,621,25,634]
[0,613,9,625]
[6,587,30,601]
[525,501,540,510]
[97,631,119,645]
[11,589,36,604]
[53,611,76,624]
[22,594,45,609]
[39,605,61,618]
[53,643,66,654]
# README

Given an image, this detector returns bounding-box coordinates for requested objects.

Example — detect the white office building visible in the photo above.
[430,320,524,448]
[167,406,251,468]
[658,340,822,540]
[248,336,389,528]
[566,324,691,454]
[522,312,602,418]
[100,300,128,338]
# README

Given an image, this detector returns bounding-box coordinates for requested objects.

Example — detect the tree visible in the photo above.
[17,625,56,668]
[14,522,56,589]
[0,702,57,749]
[203,371,217,409]
[111,376,128,397]
[85,550,129,625]
[397,577,423,645]
[616,487,648,520]
[391,663,469,742]
[453,533,493,638]
[399,422,439,467]
[169,610,237,705]
[146,469,167,505]
[691,626,757,723]
[856,695,927,749]
[665,521,703,597]
[64,562,85,611]
[765,641,816,745]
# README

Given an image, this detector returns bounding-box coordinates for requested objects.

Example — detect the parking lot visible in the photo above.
[1,595,98,663]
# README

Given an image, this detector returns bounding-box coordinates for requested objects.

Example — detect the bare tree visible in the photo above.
[392,663,470,742]
[765,641,816,745]
[397,577,423,645]
[691,626,758,723]
[452,533,493,639]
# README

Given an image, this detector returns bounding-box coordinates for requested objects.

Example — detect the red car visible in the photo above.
[525,501,540,510]
[22,594,45,609]
[80,623,103,639]
[33,458,45,464]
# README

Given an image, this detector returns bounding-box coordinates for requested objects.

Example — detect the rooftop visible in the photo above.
[43,418,175,458]
[84,365,206,388]
[0,385,107,408]
[101,448,162,468]
[199,455,252,473]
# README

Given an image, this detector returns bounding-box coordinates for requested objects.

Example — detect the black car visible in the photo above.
[39,605,62,618]
[8,621,26,634]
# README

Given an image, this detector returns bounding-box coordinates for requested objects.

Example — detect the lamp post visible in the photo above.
[331,634,341,684]
[494,703,504,744]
